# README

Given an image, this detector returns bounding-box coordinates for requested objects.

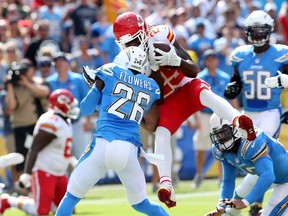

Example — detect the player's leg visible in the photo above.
[155,79,210,207]
[56,138,107,216]
[53,175,69,209]
[6,170,57,215]
[113,140,168,215]
[261,183,288,216]
[235,109,281,215]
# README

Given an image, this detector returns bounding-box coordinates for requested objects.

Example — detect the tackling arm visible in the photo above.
[80,79,103,116]
[243,154,275,206]
[141,102,159,132]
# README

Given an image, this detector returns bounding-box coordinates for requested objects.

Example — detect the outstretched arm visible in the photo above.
[141,102,159,132]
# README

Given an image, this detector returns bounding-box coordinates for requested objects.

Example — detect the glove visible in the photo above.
[19,173,31,188]
[221,198,236,208]
[205,207,225,216]
[281,111,288,124]
[154,45,181,67]
[265,71,288,88]
[224,81,240,99]
[82,66,96,87]
[148,46,160,71]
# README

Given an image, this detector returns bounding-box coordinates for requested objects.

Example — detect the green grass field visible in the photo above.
[3,178,271,216]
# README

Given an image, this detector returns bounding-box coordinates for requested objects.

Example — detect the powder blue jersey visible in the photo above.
[213,129,288,204]
[90,63,160,147]
[230,44,288,112]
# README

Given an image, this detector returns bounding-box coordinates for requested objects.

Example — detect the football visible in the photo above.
[153,41,172,56]
[149,41,180,70]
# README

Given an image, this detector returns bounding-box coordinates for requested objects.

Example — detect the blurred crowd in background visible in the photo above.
[0,0,287,191]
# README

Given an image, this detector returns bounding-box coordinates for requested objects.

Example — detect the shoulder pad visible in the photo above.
[149,25,176,44]
[38,112,59,134]
[272,44,288,63]
[95,63,115,80]
[230,45,252,64]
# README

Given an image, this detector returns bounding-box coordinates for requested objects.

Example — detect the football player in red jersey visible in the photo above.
[0,89,79,215]
[112,12,255,208]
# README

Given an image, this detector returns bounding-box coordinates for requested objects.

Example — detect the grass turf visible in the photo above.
[4,178,271,216]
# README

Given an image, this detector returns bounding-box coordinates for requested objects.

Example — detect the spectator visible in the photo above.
[62,0,98,52]
[187,18,214,69]
[36,56,53,78]
[38,0,62,43]
[70,35,102,73]
[46,52,91,159]
[24,19,61,67]
[4,41,22,66]
[90,7,111,64]
[5,58,50,182]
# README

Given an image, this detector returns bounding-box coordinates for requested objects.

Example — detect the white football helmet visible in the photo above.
[113,46,151,76]
[245,10,274,47]
[209,113,242,152]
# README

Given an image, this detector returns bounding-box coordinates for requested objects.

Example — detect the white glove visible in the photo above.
[19,173,31,188]
[154,44,181,67]
[82,66,96,87]
[148,46,160,71]
[265,71,288,88]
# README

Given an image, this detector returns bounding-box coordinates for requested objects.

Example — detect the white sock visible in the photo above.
[200,89,240,123]
[154,126,172,181]
[8,196,38,215]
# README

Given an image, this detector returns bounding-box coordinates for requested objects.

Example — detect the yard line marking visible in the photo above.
[79,191,219,205]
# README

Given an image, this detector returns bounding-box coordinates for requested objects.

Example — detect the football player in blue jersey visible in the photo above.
[223,10,288,215]
[55,46,169,216]
[205,113,288,216]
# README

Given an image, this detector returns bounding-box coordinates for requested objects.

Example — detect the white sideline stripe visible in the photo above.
[79,191,219,205]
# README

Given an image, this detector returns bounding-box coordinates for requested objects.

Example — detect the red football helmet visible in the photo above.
[113,12,149,51]
[49,89,80,119]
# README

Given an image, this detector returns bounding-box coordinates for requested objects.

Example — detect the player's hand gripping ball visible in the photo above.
[148,42,181,71]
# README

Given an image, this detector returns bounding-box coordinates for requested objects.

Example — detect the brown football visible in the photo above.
[152,41,179,69]
[153,41,172,56]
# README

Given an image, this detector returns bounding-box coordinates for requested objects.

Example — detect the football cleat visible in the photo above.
[0,153,24,168]
[157,180,176,208]
[233,115,256,141]
[0,193,11,214]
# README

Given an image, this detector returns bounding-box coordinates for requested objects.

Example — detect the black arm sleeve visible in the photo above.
[223,72,242,100]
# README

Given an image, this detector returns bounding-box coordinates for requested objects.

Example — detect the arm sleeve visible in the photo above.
[230,70,242,90]
[80,86,102,116]
[220,160,237,199]
[244,156,275,204]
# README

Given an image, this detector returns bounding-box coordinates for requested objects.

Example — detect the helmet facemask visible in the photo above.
[116,29,148,52]
[210,124,237,152]
[245,24,273,47]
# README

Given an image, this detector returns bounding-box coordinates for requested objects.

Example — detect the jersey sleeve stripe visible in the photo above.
[251,145,268,162]
[241,141,251,156]
[39,123,57,132]
[167,28,175,43]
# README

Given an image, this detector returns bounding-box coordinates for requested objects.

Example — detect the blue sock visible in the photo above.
[132,199,169,216]
[55,192,80,216]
